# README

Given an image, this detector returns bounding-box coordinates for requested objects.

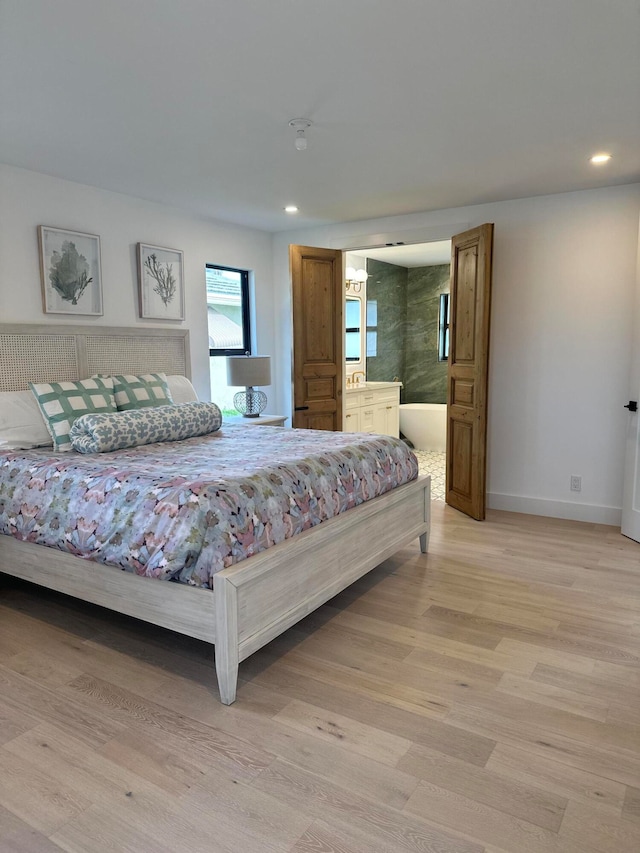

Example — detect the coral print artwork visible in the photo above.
[38,226,103,315]
[137,243,184,320]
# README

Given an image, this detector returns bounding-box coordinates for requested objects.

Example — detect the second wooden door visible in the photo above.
[446,223,494,520]
[290,244,343,430]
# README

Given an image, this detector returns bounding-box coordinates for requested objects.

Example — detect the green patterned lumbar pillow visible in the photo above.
[111,373,174,411]
[29,378,116,452]
[70,401,222,453]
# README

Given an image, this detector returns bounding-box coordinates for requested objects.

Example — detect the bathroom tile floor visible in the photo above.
[412,450,446,501]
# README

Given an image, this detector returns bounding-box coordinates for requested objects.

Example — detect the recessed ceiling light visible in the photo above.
[590,153,612,165]
[284,205,299,214]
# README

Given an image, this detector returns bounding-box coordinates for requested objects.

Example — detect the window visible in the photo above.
[438,292,450,362]
[206,264,251,356]
[207,264,251,414]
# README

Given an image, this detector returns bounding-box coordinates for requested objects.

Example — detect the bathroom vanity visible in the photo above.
[343,268,401,438]
[344,381,402,438]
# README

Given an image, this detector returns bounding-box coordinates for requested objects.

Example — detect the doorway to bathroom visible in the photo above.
[344,241,451,501]
[340,224,494,519]
[291,223,494,519]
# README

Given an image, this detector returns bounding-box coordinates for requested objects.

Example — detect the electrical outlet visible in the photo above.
[570,475,582,492]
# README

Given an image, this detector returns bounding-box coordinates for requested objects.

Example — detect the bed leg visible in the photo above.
[216,650,239,705]
[214,573,239,705]
[419,477,431,554]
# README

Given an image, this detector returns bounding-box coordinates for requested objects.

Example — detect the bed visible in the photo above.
[0,323,430,704]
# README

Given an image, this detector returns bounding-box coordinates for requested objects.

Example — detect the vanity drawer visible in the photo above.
[368,390,398,405]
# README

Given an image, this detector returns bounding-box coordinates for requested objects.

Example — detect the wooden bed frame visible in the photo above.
[0,323,430,704]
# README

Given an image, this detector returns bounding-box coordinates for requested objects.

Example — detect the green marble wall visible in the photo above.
[404,264,450,404]
[365,259,450,403]
[365,259,407,382]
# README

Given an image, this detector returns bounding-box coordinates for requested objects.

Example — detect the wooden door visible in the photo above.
[290,245,343,430]
[446,224,494,520]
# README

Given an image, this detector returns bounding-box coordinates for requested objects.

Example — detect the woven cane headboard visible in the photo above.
[0,324,191,392]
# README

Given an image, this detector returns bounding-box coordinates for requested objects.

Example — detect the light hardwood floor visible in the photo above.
[0,503,639,852]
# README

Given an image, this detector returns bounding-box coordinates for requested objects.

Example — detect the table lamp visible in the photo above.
[226,355,271,417]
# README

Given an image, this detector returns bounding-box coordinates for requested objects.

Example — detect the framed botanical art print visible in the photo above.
[38,226,103,315]
[137,243,185,320]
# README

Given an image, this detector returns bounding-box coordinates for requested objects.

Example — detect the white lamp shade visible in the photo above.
[226,355,271,387]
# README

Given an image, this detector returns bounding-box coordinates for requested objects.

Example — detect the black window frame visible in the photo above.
[206,264,252,357]
[438,292,450,362]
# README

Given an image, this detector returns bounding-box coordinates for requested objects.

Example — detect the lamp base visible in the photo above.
[233,387,267,418]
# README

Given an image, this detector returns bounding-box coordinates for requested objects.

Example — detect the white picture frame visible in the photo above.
[38,226,103,316]
[138,243,185,321]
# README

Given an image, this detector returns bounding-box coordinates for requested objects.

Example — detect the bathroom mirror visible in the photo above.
[345,296,362,363]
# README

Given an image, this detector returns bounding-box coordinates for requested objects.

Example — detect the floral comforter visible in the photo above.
[0,425,418,588]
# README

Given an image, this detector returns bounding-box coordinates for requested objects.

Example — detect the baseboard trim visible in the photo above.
[487,492,622,527]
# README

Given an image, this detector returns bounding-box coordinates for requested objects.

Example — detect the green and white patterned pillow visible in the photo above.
[111,373,173,411]
[29,377,116,452]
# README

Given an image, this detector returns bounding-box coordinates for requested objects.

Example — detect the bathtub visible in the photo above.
[399,403,447,452]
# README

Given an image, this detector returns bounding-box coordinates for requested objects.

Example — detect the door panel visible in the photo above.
[290,245,343,430]
[446,223,494,519]
[451,378,474,406]
[621,220,640,540]
[306,412,336,431]
[302,258,335,359]
[454,247,478,363]
[306,377,335,399]
[344,409,360,432]
[622,410,640,538]
[450,419,473,496]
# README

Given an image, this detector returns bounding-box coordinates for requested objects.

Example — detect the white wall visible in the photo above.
[274,184,640,524]
[0,165,274,401]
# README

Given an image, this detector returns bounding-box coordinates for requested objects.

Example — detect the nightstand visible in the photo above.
[223,414,288,427]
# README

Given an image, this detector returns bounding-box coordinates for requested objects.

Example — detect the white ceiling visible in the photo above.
[1,0,638,233]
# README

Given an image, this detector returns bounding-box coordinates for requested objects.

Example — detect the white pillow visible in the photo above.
[0,390,53,449]
[166,375,199,404]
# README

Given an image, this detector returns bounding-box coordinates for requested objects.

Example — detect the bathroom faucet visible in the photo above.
[352,371,365,386]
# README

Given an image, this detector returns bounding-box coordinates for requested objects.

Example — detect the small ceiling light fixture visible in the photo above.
[590,153,612,165]
[284,205,299,214]
[289,118,312,151]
